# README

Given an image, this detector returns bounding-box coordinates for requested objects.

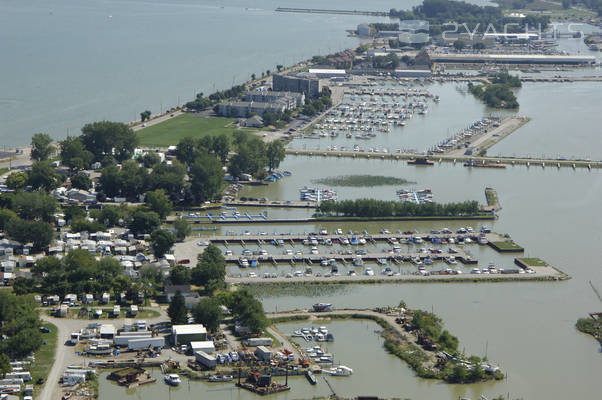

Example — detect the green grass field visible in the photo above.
[491,240,524,251]
[30,322,58,389]
[137,114,258,146]
[517,257,548,267]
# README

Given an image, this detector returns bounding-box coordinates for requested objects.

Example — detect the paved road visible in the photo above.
[132,110,184,132]
[227,266,562,284]
[0,147,32,173]
[38,314,83,400]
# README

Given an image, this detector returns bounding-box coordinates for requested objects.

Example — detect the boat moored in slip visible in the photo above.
[164,374,181,386]
[305,369,317,385]
[208,375,233,382]
[323,365,353,376]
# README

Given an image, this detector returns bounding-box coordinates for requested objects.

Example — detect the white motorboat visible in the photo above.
[208,375,233,382]
[323,365,353,376]
[164,374,181,386]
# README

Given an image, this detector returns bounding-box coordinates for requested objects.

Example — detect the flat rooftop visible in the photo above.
[172,324,207,335]
[430,53,596,64]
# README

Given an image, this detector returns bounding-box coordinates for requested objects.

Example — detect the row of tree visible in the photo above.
[468,82,520,109]
[317,199,481,218]
[58,122,139,171]
[168,288,268,334]
[185,84,247,112]
[302,88,333,116]
[0,191,57,250]
[0,291,43,359]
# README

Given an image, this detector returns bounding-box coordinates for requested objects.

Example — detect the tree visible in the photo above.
[468,362,485,382]
[150,229,175,258]
[226,289,268,333]
[170,264,191,285]
[175,137,202,165]
[2,328,43,359]
[6,218,53,250]
[173,218,191,241]
[453,40,466,51]
[140,152,161,168]
[266,140,286,172]
[148,161,186,201]
[59,136,93,171]
[450,364,468,383]
[167,291,188,325]
[12,277,37,295]
[96,205,122,227]
[5,172,29,190]
[28,161,61,191]
[13,191,57,222]
[145,189,172,219]
[228,137,267,178]
[70,173,92,190]
[191,245,226,292]
[140,110,152,122]
[80,121,138,162]
[64,205,85,223]
[212,134,230,163]
[128,208,160,235]
[472,42,486,50]
[31,133,55,161]
[119,160,149,199]
[189,154,224,202]
[251,73,256,81]
[0,209,17,231]
[192,298,223,332]
[98,257,121,288]
[98,164,122,198]
[0,354,11,378]
[276,64,283,72]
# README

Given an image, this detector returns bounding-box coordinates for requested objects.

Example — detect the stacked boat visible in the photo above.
[299,187,337,202]
[397,188,433,204]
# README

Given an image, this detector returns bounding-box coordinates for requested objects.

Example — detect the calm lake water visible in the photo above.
[291,78,602,159]
[0,0,405,146]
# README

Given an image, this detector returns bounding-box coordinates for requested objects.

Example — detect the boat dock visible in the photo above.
[223,200,317,208]
[275,7,389,17]
[343,88,434,97]
[209,232,505,245]
[444,116,529,157]
[285,148,602,170]
[224,249,478,265]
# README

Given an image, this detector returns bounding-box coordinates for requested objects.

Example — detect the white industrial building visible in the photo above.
[171,324,207,345]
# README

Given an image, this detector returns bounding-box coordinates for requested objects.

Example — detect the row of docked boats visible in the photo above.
[430,117,500,154]
[397,188,433,204]
[292,326,335,342]
[299,187,337,202]
[264,170,291,182]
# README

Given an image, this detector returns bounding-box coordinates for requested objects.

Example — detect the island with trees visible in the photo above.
[469,71,521,109]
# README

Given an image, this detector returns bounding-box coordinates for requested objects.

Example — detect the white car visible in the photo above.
[196,241,210,246]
